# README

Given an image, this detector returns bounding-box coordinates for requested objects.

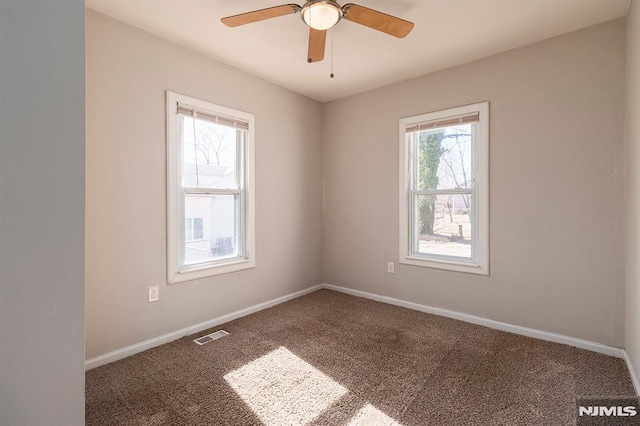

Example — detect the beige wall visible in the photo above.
[86,10,323,359]
[87,10,629,360]
[0,1,85,423]
[323,20,626,346]
[626,1,640,384]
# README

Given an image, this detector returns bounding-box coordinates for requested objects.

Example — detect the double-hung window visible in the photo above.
[167,91,255,283]
[399,102,489,275]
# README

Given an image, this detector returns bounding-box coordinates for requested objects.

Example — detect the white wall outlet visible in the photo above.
[148,285,160,303]
[387,262,395,274]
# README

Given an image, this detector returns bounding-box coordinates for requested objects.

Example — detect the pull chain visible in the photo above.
[330,30,334,78]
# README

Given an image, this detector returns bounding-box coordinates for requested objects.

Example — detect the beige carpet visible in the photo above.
[86,289,636,425]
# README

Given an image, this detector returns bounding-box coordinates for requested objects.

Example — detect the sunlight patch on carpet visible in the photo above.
[224,347,348,425]
[347,404,402,426]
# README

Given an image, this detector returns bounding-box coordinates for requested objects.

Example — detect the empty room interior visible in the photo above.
[4,0,640,424]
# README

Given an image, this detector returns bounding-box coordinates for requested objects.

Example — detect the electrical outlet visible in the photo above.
[148,286,160,303]
[387,262,395,274]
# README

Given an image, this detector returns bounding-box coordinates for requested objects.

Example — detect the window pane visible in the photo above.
[416,124,473,191]
[180,116,239,189]
[414,193,472,259]
[183,194,239,266]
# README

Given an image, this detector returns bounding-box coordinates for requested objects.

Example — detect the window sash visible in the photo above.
[411,188,473,196]
[178,114,245,191]
[407,125,476,193]
[183,187,242,195]
[409,191,477,262]
[179,190,246,270]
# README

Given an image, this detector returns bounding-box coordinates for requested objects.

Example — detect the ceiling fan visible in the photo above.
[221,1,414,63]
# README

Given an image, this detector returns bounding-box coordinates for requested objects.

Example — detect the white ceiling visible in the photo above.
[86,0,631,102]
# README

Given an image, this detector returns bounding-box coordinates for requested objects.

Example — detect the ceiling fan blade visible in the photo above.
[307,28,327,63]
[221,4,300,28]
[342,3,414,38]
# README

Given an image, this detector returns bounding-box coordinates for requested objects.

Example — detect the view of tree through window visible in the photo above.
[414,123,473,259]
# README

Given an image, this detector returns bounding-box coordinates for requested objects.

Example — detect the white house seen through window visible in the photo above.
[185,218,204,241]
[399,102,489,275]
[167,91,255,283]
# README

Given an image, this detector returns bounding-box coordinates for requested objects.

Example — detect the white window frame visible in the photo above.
[399,102,489,275]
[167,91,255,283]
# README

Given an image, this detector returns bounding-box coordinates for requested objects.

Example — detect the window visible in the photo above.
[399,102,489,275]
[167,91,255,283]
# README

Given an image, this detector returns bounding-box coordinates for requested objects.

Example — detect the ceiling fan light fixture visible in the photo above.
[301,1,342,31]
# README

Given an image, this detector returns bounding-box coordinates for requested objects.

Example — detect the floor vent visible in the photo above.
[194,330,229,345]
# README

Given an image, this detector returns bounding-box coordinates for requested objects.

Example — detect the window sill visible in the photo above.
[400,256,488,276]
[168,258,255,284]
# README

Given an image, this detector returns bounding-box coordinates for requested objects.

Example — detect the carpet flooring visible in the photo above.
[86,289,636,425]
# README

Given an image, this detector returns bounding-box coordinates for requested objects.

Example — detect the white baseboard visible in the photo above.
[85,284,323,370]
[86,281,627,371]
[623,350,640,396]
[322,283,624,359]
